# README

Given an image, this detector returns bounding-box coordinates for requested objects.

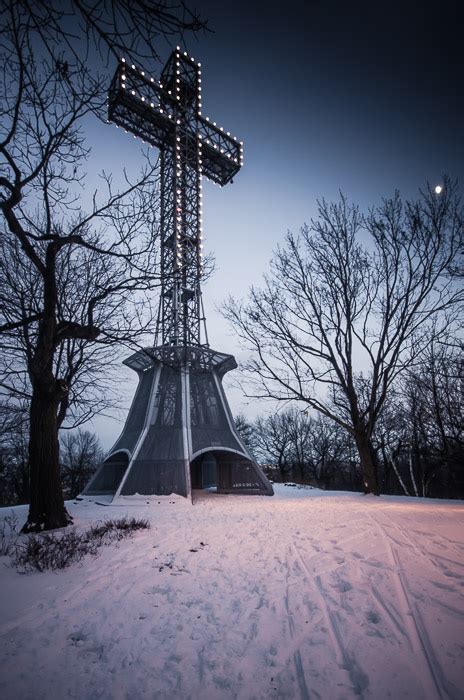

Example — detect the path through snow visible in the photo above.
[1,485,463,699]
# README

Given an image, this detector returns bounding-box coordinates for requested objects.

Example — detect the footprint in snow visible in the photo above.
[444,570,464,580]
[158,561,173,571]
[431,580,455,591]
[67,630,89,645]
[189,542,208,552]
[364,558,385,569]
[366,610,380,624]
[337,579,352,592]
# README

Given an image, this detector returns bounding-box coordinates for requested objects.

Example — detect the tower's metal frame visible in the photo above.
[108,48,243,346]
[84,48,274,500]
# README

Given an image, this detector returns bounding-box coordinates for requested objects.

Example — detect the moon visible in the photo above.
[434,185,443,194]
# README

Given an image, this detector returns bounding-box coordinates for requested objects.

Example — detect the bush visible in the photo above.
[12,529,97,572]
[112,516,150,532]
[11,516,150,572]
[87,517,150,543]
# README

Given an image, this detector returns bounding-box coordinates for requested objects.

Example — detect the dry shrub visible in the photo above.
[11,516,150,572]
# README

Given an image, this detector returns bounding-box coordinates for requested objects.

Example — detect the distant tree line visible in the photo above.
[0,405,103,506]
[235,335,463,498]
[1,335,461,508]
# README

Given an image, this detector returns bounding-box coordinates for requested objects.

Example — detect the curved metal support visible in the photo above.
[82,346,273,499]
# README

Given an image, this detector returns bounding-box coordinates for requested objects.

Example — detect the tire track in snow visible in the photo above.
[380,510,464,581]
[431,552,464,570]
[283,547,311,700]
[404,522,464,554]
[369,583,410,642]
[377,510,464,619]
[291,541,369,698]
[367,511,449,699]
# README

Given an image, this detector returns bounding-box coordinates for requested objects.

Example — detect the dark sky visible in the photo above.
[181,0,463,205]
[91,0,463,442]
[176,0,463,342]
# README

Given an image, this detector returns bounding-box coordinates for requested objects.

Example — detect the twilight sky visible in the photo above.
[90,0,463,447]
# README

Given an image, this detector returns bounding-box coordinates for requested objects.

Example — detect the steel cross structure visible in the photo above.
[83,48,274,501]
[108,47,243,347]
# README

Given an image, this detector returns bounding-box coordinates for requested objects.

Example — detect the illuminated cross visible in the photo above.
[108,47,243,347]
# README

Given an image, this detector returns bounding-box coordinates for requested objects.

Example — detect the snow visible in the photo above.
[1,485,463,699]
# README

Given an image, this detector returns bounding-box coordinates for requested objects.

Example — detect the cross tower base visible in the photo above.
[83,346,273,500]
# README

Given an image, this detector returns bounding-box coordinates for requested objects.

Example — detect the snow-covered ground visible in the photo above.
[1,485,463,699]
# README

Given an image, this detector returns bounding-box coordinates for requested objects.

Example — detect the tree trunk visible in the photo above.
[354,429,380,495]
[22,382,72,532]
[409,445,419,497]
[389,455,410,496]
[21,245,72,532]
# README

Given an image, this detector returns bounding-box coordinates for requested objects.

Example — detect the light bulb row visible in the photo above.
[201,116,244,150]
[198,138,204,270]
[119,57,244,169]
[175,51,202,110]
[174,137,204,270]
[197,134,243,165]
[120,79,179,122]
[120,57,163,89]
[121,56,189,105]
[175,46,201,68]
[175,128,182,268]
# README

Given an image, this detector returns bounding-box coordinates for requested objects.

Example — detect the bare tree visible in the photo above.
[283,408,313,482]
[375,336,463,498]
[9,1,207,69]
[417,337,463,496]
[253,408,359,490]
[60,429,103,498]
[0,399,29,505]
[372,396,410,495]
[253,411,295,482]
[0,2,205,531]
[224,182,463,495]
[234,413,257,457]
[0,212,158,429]
[304,414,357,490]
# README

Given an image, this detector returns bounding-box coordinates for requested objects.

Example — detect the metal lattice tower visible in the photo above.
[107,47,243,346]
[83,48,273,501]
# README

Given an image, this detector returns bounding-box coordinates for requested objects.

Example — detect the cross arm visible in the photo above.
[107,58,244,188]
[108,60,176,149]
[197,117,243,186]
